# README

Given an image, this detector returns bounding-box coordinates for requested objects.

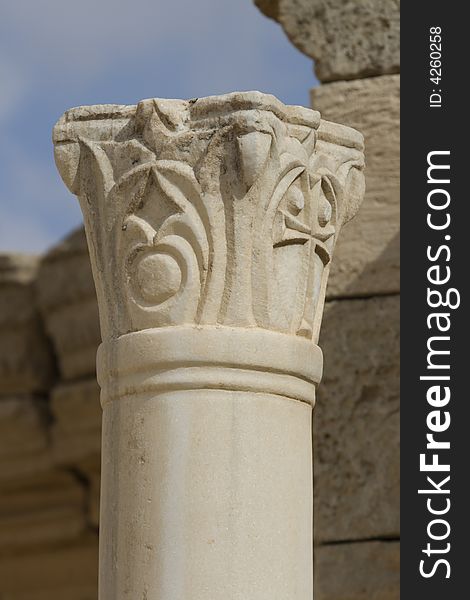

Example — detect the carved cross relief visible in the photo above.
[54,92,364,344]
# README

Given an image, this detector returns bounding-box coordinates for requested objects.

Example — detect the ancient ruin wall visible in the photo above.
[254,2,400,599]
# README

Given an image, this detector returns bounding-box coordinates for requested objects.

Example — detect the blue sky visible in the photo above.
[0,0,316,253]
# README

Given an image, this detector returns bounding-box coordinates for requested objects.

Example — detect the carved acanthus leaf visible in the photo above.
[53,93,364,342]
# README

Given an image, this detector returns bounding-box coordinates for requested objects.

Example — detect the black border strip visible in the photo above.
[401,4,468,597]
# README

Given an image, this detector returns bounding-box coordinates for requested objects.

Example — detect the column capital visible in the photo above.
[53,91,364,347]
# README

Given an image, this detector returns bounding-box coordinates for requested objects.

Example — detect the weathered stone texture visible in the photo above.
[0,397,52,482]
[314,541,399,600]
[82,460,101,528]
[0,254,54,394]
[0,538,98,599]
[254,0,279,20]
[0,472,86,553]
[36,228,100,380]
[312,75,400,297]
[51,378,101,465]
[255,0,400,81]
[50,379,102,527]
[315,295,399,543]
[0,250,99,596]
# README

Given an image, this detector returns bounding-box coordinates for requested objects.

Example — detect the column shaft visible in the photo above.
[101,392,312,598]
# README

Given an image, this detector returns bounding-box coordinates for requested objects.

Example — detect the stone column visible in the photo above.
[53,92,364,600]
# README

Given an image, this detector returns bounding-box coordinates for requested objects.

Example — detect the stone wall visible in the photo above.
[0,252,98,599]
[312,76,400,599]
[255,1,400,598]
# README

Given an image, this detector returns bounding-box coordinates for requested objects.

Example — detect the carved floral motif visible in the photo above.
[53,92,364,343]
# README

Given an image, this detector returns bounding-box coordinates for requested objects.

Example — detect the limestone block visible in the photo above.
[254,0,400,81]
[311,75,400,297]
[51,378,101,465]
[314,541,400,600]
[314,295,399,542]
[36,228,100,380]
[50,379,102,527]
[6,590,97,600]
[0,396,52,482]
[255,0,279,20]
[0,254,54,395]
[0,471,86,553]
[0,538,98,598]
[4,590,97,600]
